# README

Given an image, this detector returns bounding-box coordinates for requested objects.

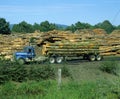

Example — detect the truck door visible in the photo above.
[27,48,34,59]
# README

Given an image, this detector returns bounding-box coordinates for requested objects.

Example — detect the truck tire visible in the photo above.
[83,55,88,60]
[89,55,96,61]
[96,55,102,61]
[18,58,25,65]
[56,57,64,64]
[49,57,55,64]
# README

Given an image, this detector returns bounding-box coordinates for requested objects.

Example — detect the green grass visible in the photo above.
[0,79,120,99]
[0,56,120,99]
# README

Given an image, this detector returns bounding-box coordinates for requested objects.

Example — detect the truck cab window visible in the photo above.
[28,49,32,53]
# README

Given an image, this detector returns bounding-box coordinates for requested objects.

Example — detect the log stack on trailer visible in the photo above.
[35,30,102,63]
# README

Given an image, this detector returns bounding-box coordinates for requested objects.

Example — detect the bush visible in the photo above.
[100,61,119,75]
[0,59,12,67]
[9,65,28,82]
[0,62,55,84]
[29,65,55,81]
[61,66,71,77]
[0,65,28,84]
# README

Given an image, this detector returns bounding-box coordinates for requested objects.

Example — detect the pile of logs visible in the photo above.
[100,30,120,56]
[0,29,120,60]
[0,32,42,60]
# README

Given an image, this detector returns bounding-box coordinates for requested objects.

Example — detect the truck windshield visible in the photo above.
[23,47,28,52]
[23,47,32,53]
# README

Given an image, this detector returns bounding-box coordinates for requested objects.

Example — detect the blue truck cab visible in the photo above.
[14,46,36,64]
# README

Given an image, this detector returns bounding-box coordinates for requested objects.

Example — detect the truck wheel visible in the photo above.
[83,55,88,60]
[18,58,25,65]
[89,55,96,61]
[56,57,63,64]
[49,57,55,64]
[96,55,102,61]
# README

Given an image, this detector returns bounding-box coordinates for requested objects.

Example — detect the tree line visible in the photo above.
[0,17,120,35]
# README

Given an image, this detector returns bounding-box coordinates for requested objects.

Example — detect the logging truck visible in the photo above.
[13,41,103,64]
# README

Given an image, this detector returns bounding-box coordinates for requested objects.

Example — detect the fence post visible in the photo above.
[58,68,62,89]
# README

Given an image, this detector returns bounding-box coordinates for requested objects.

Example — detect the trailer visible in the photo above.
[14,40,102,64]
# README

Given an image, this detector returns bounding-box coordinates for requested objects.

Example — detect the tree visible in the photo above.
[55,24,67,30]
[116,25,120,30]
[12,21,34,33]
[33,23,40,31]
[94,20,115,33]
[75,21,92,29]
[66,21,93,32]
[75,22,83,30]
[0,18,11,34]
[39,21,56,32]
[66,24,76,32]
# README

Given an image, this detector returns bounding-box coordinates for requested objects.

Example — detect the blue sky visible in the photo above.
[0,0,120,26]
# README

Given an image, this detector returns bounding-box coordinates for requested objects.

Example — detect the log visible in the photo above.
[100,52,117,56]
